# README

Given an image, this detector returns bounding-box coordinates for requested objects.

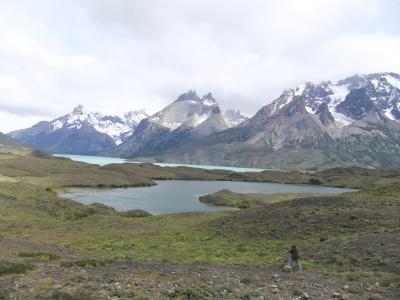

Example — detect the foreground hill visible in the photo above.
[0,147,399,298]
[131,72,400,170]
[0,132,21,147]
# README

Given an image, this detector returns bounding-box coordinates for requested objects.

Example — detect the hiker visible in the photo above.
[287,245,303,272]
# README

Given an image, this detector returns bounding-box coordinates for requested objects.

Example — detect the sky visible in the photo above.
[1,0,400,132]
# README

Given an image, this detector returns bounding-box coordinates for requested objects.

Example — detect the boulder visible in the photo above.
[283,265,292,272]
[300,292,309,299]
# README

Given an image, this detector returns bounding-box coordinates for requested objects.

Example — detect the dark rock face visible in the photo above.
[336,88,374,120]
[316,103,335,126]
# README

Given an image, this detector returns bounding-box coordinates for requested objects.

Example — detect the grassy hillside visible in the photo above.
[199,189,327,208]
[0,148,399,299]
[0,132,21,147]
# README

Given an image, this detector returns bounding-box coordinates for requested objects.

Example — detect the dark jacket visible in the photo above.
[290,247,299,260]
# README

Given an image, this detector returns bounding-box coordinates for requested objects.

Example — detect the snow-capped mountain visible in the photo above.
[130,73,400,170]
[223,109,248,127]
[106,90,229,158]
[148,90,223,131]
[49,105,148,145]
[291,72,400,126]
[9,106,148,154]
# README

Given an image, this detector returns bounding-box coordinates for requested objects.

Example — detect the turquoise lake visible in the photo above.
[54,154,268,172]
[60,180,356,215]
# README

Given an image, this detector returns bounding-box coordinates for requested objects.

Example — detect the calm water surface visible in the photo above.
[54,154,268,173]
[60,180,356,215]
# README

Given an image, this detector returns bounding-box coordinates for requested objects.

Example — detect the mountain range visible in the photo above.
[9,91,247,156]
[105,91,236,158]
[9,106,148,155]
[8,72,400,170]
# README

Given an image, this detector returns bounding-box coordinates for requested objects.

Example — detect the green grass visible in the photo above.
[0,148,400,297]
[0,262,34,275]
[199,188,330,208]
[18,252,60,261]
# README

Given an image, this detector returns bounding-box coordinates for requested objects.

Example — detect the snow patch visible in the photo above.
[51,120,63,131]
[202,99,216,106]
[330,111,353,127]
[277,91,294,110]
[49,108,147,144]
[384,108,396,121]
[328,84,354,127]
[371,79,379,89]
[329,84,350,105]
[305,106,315,114]
[384,75,400,90]
[124,111,148,125]
[295,84,305,96]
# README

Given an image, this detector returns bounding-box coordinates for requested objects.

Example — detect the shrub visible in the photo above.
[0,262,34,275]
[0,287,10,300]
[169,286,210,299]
[240,277,253,284]
[61,259,110,268]
[309,178,322,185]
[241,291,262,300]
[18,252,60,261]
[120,209,152,218]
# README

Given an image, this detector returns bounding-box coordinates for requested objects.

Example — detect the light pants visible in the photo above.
[287,258,303,272]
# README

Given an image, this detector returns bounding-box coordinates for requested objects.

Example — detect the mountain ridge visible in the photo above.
[8,106,148,154]
[104,90,230,158]
[127,72,400,170]
[7,72,400,170]
[8,91,245,156]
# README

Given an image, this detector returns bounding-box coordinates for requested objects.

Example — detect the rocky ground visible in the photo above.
[0,261,391,299]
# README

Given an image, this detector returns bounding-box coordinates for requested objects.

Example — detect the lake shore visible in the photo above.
[60,180,355,215]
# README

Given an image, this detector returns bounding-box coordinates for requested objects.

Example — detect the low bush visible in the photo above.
[0,262,34,275]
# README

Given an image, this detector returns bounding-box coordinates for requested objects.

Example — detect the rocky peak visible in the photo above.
[201,92,217,107]
[176,90,200,102]
[223,110,248,127]
[72,105,85,114]
[124,110,149,125]
[273,72,400,125]
[202,92,215,100]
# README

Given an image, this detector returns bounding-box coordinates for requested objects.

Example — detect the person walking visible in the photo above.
[288,245,303,272]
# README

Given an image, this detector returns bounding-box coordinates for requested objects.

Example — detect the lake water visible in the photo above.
[60,180,356,215]
[54,154,268,173]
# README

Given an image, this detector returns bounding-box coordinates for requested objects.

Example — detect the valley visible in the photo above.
[0,141,399,299]
[1,2,400,299]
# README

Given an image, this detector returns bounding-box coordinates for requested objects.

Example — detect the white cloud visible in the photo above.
[0,0,399,132]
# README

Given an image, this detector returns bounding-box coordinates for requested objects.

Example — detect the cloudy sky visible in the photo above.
[1,0,400,132]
